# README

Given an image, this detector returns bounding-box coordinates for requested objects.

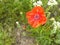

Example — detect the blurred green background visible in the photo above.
[0,0,60,45]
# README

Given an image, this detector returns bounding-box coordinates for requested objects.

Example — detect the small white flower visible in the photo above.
[51,21,57,34]
[50,17,55,21]
[20,12,23,14]
[53,21,60,29]
[16,21,19,24]
[56,22,60,28]
[51,18,60,34]
[33,0,42,6]
[47,0,58,6]
[33,2,37,6]
[53,21,57,25]
[36,0,43,6]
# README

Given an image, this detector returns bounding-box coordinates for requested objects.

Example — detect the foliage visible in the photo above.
[0,23,15,45]
[0,0,60,45]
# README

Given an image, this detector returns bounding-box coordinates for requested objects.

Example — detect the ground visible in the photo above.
[14,27,36,45]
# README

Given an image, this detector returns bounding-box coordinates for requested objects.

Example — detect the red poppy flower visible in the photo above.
[26,6,47,28]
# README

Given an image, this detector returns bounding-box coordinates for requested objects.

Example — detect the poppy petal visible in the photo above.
[26,6,47,28]
[32,6,45,14]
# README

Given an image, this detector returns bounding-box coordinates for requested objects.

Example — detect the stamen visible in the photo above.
[34,14,40,20]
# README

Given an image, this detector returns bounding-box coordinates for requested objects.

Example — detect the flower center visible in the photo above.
[34,14,40,20]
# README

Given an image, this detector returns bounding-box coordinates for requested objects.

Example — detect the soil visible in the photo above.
[14,27,36,45]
